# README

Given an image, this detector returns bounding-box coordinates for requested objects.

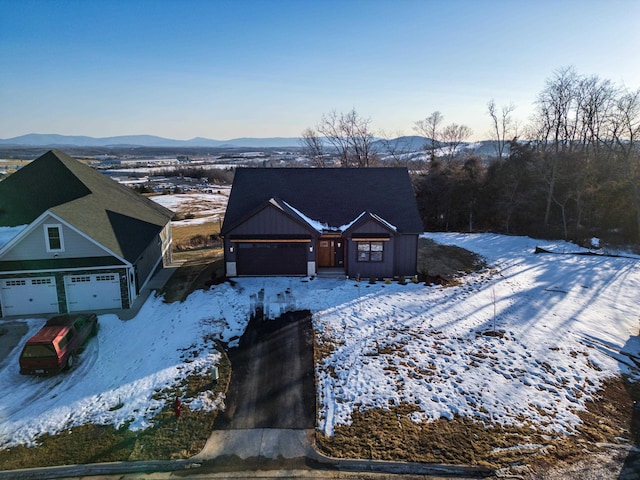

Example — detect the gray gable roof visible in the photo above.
[221,168,423,235]
[0,150,174,262]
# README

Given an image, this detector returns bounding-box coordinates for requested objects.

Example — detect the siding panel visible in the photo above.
[231,205,314,236]
[2,216,108,261]
[394,234,418,277]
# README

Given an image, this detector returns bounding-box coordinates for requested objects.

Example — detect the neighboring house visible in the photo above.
[0,150,174,317]
[221,168,423,279]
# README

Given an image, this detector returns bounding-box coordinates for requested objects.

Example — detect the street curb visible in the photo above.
[306,438,495,478]
[0,459,201,480]
[0,434,497,479]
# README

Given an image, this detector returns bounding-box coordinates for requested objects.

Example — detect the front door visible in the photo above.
[317,237,344,268]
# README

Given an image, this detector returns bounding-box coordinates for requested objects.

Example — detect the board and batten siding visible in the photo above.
[229,204,315,237]
[346,219,395,279]
[1,215,109,261]
[224,205,316,257]
[393,234,419,277]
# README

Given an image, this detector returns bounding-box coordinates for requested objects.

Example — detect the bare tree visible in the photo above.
[572,76,618,228]
[609,88,640,242]
[531,67,581,225]
[341,109,377,167]
[487,99,517,161]
[576,75,617,152]
[300,128,327,167]
[414,111,443,162]
[315,109,376,167]
[316,110,351,166]
[441,123,473,162]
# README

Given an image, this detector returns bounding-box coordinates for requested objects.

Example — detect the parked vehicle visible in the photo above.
[19,313,98,375]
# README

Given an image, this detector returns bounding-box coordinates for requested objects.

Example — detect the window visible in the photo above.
[73,317,88,331]
[96,275,116,281]
[71,276,90,283]
[21,344,57,358]
[357,241,384,262]
[44,224,64,252]
[57,330,75,351]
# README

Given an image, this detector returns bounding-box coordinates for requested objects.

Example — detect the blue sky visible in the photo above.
[1,0,638,141]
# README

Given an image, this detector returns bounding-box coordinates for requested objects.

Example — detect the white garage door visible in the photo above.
[0,277,59,316]
[64,273,122,312]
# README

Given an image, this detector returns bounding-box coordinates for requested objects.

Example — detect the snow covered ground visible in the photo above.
[0,233,639,450]
[150,191,230,226]
[316,233,640,436]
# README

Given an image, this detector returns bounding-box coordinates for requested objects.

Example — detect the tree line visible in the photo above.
[302,67,640,245]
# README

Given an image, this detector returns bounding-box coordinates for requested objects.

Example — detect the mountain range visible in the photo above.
[0,133,303,148]
[0,133,502,157]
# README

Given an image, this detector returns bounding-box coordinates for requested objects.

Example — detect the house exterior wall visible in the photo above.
[393,234,419,277]
[134,234,164,291]
[0,266,130,317]
[227,205,314,238]
[1,215,107,261]
[0,213,169,316]
[345,219,395,279]
[224,205,317,275]
[159,223,172,265]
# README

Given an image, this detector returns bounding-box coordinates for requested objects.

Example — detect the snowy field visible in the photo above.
[0,233,639,449]
[150,191,230,226]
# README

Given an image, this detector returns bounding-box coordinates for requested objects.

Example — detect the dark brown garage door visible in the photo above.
[236,243,307,275]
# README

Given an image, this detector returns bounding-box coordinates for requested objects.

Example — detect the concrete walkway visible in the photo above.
[193,429,314,461]
[190,428,494,478]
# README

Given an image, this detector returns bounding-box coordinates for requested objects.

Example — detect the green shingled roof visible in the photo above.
[0,150,173,262]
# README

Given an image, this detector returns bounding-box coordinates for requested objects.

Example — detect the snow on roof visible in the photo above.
[0,225,27,250]
[283,201,397,234]
[369,212,397,231]
[282,200,331,232]
[338,211,366,232]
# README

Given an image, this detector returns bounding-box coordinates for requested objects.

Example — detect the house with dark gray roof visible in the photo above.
[220,168,423,279]
[0,150,174,317]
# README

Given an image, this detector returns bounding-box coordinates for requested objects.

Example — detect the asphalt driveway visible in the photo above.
[215,309,315,430]
[0,320,29,367]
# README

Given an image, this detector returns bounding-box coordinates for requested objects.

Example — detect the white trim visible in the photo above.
[0,222,34,256]
[64,272,122,312]
[0,275,60,316]
[226,262,237,277]
[128,267,137,304]
[0,265,129,275]
[44,211,130,264]
[44,224,65,252]
[307,261,316,276]
[0,211,131,266]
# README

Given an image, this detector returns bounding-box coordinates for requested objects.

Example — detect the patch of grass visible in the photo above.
[316,376,640,470]
[417,237,486,279]
[172,221,223,252]
[172,221,221,246]
[0,345,232,471]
